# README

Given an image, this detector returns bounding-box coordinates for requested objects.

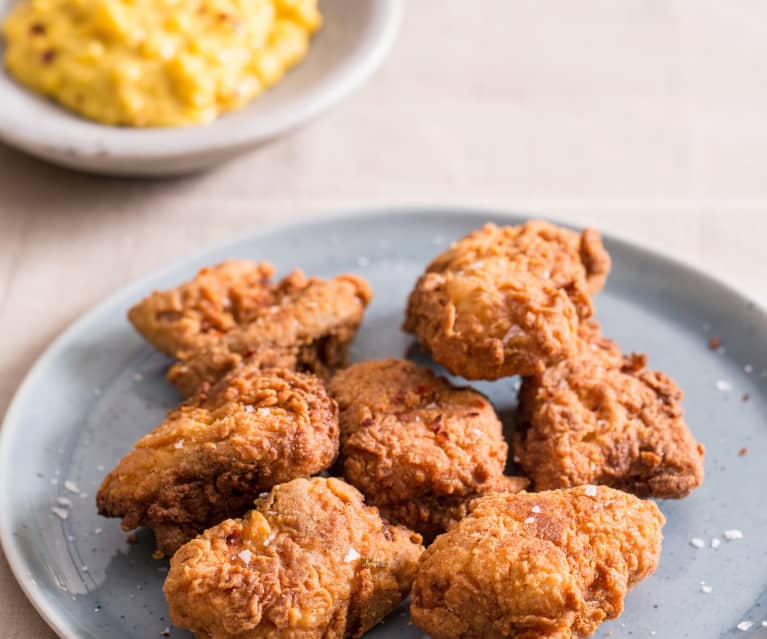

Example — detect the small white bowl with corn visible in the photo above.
[0,0,401,175]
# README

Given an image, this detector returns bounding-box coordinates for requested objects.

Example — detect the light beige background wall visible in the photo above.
[0,1,765,635]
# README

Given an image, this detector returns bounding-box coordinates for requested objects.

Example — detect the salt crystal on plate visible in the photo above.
[344,548,361,563]
[711,538,721,549]
[174,439,184,449]
[724,529,744,541]
[762,621,767,628]
[689,538,705,549]
[238,550,252,565]
[737,621,753,631]
[584,485,598,497]
[56,497,72,507]
[64,480,79,494]
[531,505,541,513]
[716,380,733,392]
[524,517,535,524]
[701,584,712,594]
[51,507,69,520]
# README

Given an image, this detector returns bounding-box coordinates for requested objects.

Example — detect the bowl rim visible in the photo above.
[0,0,402,162]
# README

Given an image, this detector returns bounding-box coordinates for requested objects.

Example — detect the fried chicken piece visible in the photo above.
[96,367,339,555]
[404,221,611,380]
[411,486,664,639]
[328,359,527,540]
[164,477,424,639]
[128,260,277,358]
[514,320,704,498]
[129,261,372,396]
[168,270,372,396]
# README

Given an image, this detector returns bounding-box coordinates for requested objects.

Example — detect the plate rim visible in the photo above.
[0,0,403,170]
[1,205,765,639]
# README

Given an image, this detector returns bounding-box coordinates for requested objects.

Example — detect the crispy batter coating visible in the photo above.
[164,477,424,639]
[96,367,339,555]
[129,261,372,396]
[168,270,372,396]
[328,359,527,540]
[404,221,611,380]
[128,260,277,358]
[411,486,664,639]
[514,320,704,498]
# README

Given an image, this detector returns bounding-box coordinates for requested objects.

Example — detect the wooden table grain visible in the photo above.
[1,1,766,636]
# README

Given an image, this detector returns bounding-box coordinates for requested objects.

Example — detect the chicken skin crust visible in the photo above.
[514,320,705,499]
[410,486,664,639]
[128,260,277,358]
[164,477,424,639]
[328,359,527,541]
[96,367,339,555]
[129,261,373,396]
[403,221,611,380]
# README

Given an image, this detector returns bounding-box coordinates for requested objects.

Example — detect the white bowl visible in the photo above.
[0,0,401,176]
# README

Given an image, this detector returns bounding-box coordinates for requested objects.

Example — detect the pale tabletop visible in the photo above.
[1,1,766,636]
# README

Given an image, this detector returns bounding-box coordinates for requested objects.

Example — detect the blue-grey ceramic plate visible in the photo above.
[1,209,766,639]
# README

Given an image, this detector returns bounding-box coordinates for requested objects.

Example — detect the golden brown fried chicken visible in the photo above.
[96,367,339,555]
[128,260,277,358]
[404,221,611,380]
[169,270,372,396]
[411,486,664,639]
[514,320,704,498]
[129,261,372,396]
[328,359,527,540]
[164,477,424,639]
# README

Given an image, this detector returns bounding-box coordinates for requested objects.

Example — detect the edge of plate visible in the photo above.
[1,205,765,639]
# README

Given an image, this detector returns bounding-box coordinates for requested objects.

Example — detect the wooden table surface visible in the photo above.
[1,1,766,636]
